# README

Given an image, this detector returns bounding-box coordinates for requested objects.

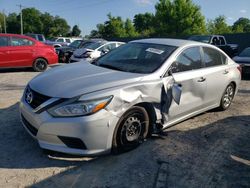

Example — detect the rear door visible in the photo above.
[0,36,11,67]
[201,46,229,106]
[164,46,207,122]
[9,36,35,67]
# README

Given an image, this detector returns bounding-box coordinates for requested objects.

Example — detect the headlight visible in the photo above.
[48,96,113,117]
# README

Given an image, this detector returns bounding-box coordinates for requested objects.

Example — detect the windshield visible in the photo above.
[188,35,211,43]
[95,42,176,74]
[239,48,250,57]
[49,37,57,42]
[69,40,82,48]
[86,42,105,50]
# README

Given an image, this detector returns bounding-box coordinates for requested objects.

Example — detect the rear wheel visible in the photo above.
[218,83,235,111]
[112,106,149,153]
[33,58,48,72]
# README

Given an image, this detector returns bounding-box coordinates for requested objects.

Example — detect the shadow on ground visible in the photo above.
[0,102,249,187]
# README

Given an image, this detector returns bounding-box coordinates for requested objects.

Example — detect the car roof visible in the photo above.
[0,33,37,42]
[130,38,204,47]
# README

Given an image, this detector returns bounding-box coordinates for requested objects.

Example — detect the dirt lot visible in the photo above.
[0,67,250,188]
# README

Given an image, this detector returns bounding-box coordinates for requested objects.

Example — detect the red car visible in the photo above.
[0,33,58,72]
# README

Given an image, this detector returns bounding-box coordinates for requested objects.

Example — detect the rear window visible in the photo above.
[203,47,227,67]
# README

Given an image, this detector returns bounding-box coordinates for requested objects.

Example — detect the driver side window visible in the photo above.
[171,47,203,73]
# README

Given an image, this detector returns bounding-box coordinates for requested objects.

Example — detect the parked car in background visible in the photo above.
[0,33,58,72]
[20,38,241,155]
[46,37,81,48]
[25,33,46,43]
[233,47,250,76]
[70,41,125,63]
[56,38,106,63]
[188,35,238,57]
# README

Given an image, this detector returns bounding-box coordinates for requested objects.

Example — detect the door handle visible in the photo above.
[197,77,206,82]
[223,70,229,74]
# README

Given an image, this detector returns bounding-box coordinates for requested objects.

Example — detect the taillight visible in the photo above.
[237,65,242,75]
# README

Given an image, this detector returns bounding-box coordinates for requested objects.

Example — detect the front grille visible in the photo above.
[58,136,87,150]
[21,114,38,136]
[25,86,51,109]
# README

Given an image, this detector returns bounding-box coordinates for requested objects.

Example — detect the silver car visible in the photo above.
[20,38,241,155]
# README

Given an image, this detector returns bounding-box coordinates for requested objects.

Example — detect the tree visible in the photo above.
[133,12,155,36]
[40,12,54,37]
[49,16,70,37]
[124,19,138,37]
[232,17,250,33]
[6,13,19,34]
[207,16,232,34]
[154,0,206,36]
[90,13,138,38]
[22,8,43,34]
[71,25,81,36]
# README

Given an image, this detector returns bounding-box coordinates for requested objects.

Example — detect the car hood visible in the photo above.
[74,48,93,56]
[233,56,250,63]
[29,63,144,98]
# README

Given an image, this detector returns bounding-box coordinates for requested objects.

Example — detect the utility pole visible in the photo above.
[3,9,7,33]
[17,4,23,35]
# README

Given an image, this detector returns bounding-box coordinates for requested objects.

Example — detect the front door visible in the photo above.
[162,46,207,124]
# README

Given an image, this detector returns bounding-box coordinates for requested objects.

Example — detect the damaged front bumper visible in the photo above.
[19,98,120,156]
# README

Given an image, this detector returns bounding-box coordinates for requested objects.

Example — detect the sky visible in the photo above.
[1,0,250,36]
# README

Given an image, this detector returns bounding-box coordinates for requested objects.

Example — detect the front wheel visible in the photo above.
[112,106,149,153]
[33,58,48,72]
[218,83,235,111]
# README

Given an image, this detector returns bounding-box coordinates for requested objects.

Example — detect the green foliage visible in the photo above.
[6,13,19,34]
[90,13,138,38]
[207,16,232,34]
[22,8,43,34]
[232,17,250,33]
[4,8,70,37]
[154,0,206,36]
[71,25,81,36]
[133,13,155,36]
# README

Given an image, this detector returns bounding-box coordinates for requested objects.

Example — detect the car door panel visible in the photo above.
[167,70,207,121]
[162,46,206,124]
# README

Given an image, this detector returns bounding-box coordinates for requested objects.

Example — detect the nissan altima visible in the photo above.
[20,38,241,155]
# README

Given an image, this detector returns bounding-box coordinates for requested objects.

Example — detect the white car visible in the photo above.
[70,41,125,63]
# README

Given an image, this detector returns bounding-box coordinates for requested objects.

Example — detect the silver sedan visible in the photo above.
[20,38,241,155]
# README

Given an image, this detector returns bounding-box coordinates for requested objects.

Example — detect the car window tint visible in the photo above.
[11,37,34,46]
[219,37,226,45]
[172,47,202,73]
[66,39,71,43]
[96,42,177,74]
[98,43,116,52]
[203,47,225,67]
[38,35,44,41]
[57,38,64,42]
[0,36,8,47]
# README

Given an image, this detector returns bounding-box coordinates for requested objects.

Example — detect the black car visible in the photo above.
[56,39,106,63]
[233,47,250,76]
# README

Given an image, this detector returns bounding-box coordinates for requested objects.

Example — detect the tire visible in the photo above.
[218,83,235,111]
[112,106,149,153]
[33,58,48,72]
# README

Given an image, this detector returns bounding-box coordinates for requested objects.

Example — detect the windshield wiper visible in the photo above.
[98,64,123,71]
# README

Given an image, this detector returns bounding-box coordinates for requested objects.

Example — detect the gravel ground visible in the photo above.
[0,67,249,188]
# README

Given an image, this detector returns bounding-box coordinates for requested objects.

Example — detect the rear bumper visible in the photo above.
[47,53,58,65]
